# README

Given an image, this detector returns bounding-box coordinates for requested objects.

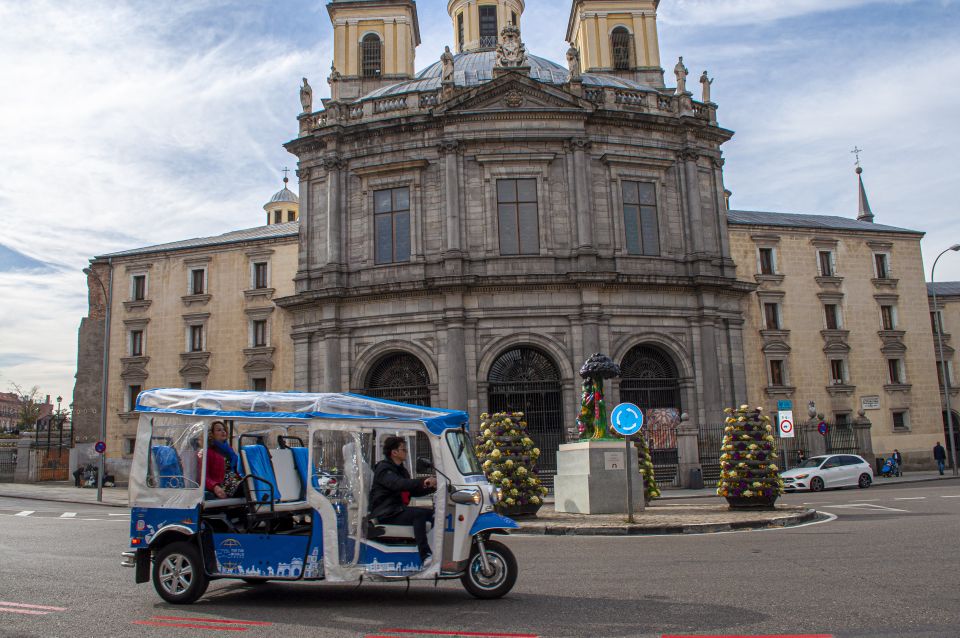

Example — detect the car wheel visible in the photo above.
[152,541,209,604]
[858,473,872,489]
[810,477,824,492]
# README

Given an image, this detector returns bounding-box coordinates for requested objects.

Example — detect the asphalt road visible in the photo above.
[1,480,958,638]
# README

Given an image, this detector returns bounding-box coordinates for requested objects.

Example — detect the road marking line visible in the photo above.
[0,608,48,615]
[381,630,540,637]
[821,503,909,512]
[847,499,878,502]
[940,495,960,498]
[801,502,830,505]
[14,511,34,517]
[664,635,833,637]
[133,620,247,631]
[0,601,67,611]
[108,513,129,516]
[894,497,925,500]
[151,616,272,626]
[60,512,77,518]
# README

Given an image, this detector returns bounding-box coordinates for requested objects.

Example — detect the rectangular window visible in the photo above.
[511,10,517,26]
[824,304,840,330]
[758,248,775,275]
[132,275,146,301]
[835,413,850,427]
[818,250,834,276]
[252,320,267,347]
[252,378,267,392]
[127,384,141,412]
[497,178,540,256]
[287,210,295,222]
[130,330,144,357]
[880,305,896,331]
[830,359,845,384]
[479,5,498,46]
[374,187,411,264]
[190,269,205,295]
[769,360,785,386]
[763,302,781,330]
[887,358,903,384]
[123,437,137,456]
[188,381,202,390]
[892,411,908,431]
[932,311,944,334]
[457,12,464,50]
[874,253,890,279]
[253,262,269,289]
[621,181,660,256]
[190,325,204,352]
[273,210,281,224]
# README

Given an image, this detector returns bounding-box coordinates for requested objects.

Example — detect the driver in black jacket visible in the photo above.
[369,436,437,562]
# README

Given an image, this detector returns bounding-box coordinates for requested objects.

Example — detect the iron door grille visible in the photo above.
[360,352,431,407]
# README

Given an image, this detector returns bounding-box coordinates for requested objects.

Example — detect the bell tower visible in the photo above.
[565,0,664,87]
[447,0,525,53]
[326,0,421,100]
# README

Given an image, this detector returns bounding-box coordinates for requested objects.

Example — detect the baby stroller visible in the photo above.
[879,456,901,478]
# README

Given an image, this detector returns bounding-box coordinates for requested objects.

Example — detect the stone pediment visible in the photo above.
[437,73,592,115]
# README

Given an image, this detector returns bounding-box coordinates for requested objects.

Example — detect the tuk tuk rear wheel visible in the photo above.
[152,541,209,604]
[461,539,517,599]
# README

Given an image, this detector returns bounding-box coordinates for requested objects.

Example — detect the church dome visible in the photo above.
[361,49,655,100]
[264,184,299,210]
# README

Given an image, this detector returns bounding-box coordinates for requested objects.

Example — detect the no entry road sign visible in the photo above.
[778,411,795,438]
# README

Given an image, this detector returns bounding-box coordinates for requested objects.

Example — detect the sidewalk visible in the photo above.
[1,471,955,536]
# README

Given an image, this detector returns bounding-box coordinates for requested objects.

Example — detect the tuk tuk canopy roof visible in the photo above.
[136,389,468,435]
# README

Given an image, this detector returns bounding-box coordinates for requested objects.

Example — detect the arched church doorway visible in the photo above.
[620,344,683,485]
[361,352,431,407]
[487,347,564,483]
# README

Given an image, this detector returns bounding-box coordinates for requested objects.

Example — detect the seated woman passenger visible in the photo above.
[204,421,242,499]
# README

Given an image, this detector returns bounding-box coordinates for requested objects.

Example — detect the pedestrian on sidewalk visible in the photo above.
[893,449,903,476]
[934,442,947,475]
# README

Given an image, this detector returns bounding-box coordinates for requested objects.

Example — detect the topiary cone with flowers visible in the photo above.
[717,404,784,509]
[635,433,661,502]
[475,411,548,517]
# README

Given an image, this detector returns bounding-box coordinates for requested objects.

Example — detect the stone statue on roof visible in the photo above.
[495,23,527,69]
[327,63,341,86]
[700,70,713,103]
[300,77,313,114]
[441,46,455,84]
[674,56,689,95]
[566,45,581,81]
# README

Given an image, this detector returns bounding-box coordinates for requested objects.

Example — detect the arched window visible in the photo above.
[611,26,633,70]
[361,352,431,406]
[619,344,681,410]
[361,33,382,78]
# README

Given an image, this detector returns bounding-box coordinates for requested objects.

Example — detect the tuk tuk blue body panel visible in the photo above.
[212,533,310,578]
[130,506,198,547]
[469,512,519,536]
[359,542,423,575]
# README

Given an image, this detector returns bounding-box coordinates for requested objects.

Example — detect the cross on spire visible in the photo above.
[851,146,863,169]
[281,166,290,185]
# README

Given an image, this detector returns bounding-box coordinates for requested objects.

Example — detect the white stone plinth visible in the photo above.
[553,440,646,514]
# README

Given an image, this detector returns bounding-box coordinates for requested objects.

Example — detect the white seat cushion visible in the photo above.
[272,449,302,502]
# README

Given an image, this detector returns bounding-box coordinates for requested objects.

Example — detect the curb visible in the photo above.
[512,507,820,536]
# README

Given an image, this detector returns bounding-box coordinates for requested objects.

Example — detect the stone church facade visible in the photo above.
[279,0,751,476]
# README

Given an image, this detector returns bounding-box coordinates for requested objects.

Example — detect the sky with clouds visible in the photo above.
[0,0,958,405]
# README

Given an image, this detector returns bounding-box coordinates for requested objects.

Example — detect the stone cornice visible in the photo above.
[351,159,429,176]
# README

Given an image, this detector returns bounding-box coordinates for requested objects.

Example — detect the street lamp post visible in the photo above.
[82,265,112,502]
[931,244,960,476]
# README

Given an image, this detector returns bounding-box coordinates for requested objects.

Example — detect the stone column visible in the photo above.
[695,319,724,423]
[445,312,468,411]
[323,156,343,267]
[804,403,827,457]
[439,140,462,256]
[570,138,594,254]
[852,410,875,466]
[675,412,702,489]
[681,149,704,254]
[296,166,312,276]
[292,332,312,392]
[14,435,36,483]
[322,331,342,392]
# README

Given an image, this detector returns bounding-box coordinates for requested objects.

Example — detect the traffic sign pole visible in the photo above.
[611,403,644,523]
[625,434,634,523]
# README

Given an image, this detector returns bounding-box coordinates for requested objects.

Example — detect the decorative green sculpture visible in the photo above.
[576,353,620,441]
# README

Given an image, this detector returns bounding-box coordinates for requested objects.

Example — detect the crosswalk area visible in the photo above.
[0,507,128,521]
[0,601,67,616]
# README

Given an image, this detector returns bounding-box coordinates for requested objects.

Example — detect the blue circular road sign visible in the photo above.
[94,441,106,454]
[611,403,644,436]
[817,421,828,436]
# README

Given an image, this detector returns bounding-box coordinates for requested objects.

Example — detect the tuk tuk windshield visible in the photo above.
[446,429,483,476]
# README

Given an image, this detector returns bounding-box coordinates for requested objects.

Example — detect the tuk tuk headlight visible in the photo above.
[451,488,482,505]
[492,486,503,503]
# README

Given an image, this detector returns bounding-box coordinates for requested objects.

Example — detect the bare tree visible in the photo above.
[9,383,43,431]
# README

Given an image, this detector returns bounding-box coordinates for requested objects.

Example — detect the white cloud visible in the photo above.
[659,0,921,26]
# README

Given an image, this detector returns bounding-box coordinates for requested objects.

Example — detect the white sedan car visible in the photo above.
[781,454,874,492]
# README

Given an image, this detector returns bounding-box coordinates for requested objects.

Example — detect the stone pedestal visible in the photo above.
[852,410,874,466]
[553,441,645,514]
[675,413,701,488]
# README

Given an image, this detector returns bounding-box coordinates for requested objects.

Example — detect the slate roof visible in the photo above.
[266,186,299,205]
[928,282,960,297]
[727,210,920,235]
[363,49,655,99]
[99,222,298,259]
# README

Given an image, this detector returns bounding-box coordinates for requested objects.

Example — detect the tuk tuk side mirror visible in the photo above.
[416,457,434,474]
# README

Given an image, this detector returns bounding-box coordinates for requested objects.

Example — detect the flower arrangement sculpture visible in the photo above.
[636,432,661,502]
[576,353,621,440]
[716,404,784,509]
[475,412,548,516]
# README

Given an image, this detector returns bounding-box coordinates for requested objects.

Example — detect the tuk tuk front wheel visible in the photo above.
[461,539,517,599]
[152,541,209,604]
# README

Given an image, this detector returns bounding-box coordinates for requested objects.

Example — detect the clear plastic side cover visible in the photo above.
[130,415,204,509]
